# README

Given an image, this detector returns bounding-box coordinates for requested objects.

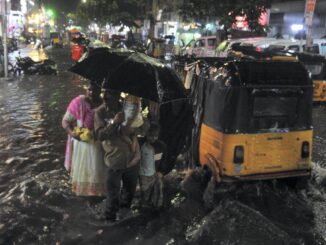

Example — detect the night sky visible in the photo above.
[44,0,80,13]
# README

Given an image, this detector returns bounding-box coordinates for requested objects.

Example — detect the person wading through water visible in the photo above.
[62,81,106,198]
[95,90,143,222]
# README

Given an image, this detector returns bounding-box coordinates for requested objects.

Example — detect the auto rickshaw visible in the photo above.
[271,53,326,103]
[296,53,326,103]
[50,32,63,47]
[192,60,313,181]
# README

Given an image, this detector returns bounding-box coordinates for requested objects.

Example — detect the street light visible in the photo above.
[46,9,55,18]
[82,0,87,3]
[291,24,303,32]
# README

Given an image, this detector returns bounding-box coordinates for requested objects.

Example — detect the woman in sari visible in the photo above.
[62,81,106,196]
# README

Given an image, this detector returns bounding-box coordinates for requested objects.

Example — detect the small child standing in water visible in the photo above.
[139,123,166,209]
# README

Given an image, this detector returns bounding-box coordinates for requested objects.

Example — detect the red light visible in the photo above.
[256,47,263,52]
[233,11,269,30]
[259,11,268,26]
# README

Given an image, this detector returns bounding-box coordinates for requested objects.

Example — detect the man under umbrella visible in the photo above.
[94,87,142,222]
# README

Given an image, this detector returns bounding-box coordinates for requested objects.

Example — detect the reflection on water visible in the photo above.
[0,72,83,174]
[313,106,326,168]
[0,69,87,244]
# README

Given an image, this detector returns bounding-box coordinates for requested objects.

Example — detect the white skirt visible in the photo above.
[71,139,106,196]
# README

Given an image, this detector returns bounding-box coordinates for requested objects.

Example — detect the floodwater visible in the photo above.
[0,47,326,245]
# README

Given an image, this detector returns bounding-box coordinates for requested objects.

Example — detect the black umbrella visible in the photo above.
[103,52,187,103]
[69,48,134,83]
[70,50,187,103]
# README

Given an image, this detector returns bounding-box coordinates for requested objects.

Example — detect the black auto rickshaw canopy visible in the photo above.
[229,45,326,81]
[50,32,60,39]
[295,53,326,81]
[192,60,313,135]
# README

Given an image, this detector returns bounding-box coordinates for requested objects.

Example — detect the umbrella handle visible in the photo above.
[155,69,164,102]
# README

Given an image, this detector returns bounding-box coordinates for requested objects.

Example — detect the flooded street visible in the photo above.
[1,47,326,245]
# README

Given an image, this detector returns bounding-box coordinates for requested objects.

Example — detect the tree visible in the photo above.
[76,0,146,28]
[241,0,270,33]
[76,0,109,27]
[180,0,271,35]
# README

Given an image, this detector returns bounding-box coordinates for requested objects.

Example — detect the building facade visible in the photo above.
[270,0,326,38]
[1,0,36,38]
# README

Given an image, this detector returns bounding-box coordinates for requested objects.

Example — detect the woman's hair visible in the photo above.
[148,122,160,134]
[88,80,101,91]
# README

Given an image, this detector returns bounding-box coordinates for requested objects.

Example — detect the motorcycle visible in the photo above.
[14,52,57,75]
[0,44,16,76]
[8,38,18,53]
[128,41,147,53]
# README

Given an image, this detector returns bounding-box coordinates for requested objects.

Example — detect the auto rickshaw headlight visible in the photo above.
[234,146,244,164]
[301,141,310,158]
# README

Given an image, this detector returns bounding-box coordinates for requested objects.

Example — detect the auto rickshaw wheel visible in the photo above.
[276,175,311,191]
[294,175,311,190]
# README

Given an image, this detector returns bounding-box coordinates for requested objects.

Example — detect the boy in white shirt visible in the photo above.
[139,123,166,209]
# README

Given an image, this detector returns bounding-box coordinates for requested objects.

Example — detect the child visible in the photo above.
[139,122,166,209]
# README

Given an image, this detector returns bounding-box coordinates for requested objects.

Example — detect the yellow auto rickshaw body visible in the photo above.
[50,32,63,47]
[313,80,326,102]
[53,37,60,45]
[200,124,312,180]
[192,60,313,181]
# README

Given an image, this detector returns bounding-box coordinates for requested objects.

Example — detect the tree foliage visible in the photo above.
[180,0,271,33]
[76,0,146,27]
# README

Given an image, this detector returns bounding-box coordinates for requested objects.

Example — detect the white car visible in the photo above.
[259,39,326,56]
[216,37,277,57]
[216,37,326,57]
[181,36,218,57]
[264,39,306,52]
[307,39,326,56]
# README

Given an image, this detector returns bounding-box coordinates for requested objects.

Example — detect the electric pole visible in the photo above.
[305,0,317,51]
[2,0,9,77]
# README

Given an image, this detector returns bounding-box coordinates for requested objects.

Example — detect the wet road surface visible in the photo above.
[0,47,326,245]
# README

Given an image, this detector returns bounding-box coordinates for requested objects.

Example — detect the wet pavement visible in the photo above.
[0,46,326,245]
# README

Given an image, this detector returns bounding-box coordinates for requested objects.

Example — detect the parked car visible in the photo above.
[303,39,326,56]
[264,39,306,53]
[261,39,326,57]
[216,37,277,57]
[181,36,219,57]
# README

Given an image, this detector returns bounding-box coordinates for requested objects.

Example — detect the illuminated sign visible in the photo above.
[233,11,269,30]
[305,0,316,26]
